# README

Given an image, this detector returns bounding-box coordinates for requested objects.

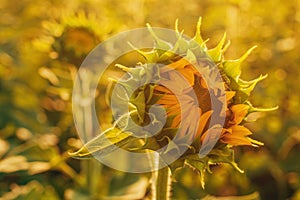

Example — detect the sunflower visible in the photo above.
[71,18,277,185]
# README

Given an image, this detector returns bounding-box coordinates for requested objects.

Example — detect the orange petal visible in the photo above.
[226,91,236,101]
[177,67,195,86]
[172,114,181,128]
[220,135,253,146]
[197,110,212,137]
[166,105,181,116]
[160,94,178,100]
[155,85,172,93]
[221,128,263,147]
[167,58,190,70]
[231,104,250,124]
[230,125,252,136]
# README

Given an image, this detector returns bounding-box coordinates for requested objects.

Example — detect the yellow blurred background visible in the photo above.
[0,0,299,199]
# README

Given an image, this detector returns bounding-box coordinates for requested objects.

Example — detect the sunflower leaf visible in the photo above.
[69,127,134,159]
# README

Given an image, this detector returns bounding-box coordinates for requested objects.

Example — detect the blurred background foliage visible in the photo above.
[0,0,299,199]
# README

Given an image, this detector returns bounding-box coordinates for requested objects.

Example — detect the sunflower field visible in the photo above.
[0,0,299,199]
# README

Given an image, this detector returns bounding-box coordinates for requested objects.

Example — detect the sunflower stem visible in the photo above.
[153,157,171,200]
[78,69,102,198]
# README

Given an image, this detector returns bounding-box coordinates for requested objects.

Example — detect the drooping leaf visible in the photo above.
[69,127,135,159]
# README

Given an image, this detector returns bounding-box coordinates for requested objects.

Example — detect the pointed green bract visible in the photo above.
[248,104,279,113]
[207,32,227,62]
[184,147,243,188]
[128,42,159,63]
[193,17,207,49]
[146,23,172,52]
[222,46,257,81]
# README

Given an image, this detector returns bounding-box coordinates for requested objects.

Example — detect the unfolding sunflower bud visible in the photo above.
[70,18,277,184]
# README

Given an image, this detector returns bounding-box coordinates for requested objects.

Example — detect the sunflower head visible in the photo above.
[71,18,277,185]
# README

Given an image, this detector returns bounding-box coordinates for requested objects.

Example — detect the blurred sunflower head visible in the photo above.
[40,11,106,65]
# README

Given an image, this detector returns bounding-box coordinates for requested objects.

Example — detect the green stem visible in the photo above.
[84,159,102,198]
[153,157,171,200]
[79,70,102,198]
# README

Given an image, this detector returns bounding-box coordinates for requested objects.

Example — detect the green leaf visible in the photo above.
[69,127,135,159]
